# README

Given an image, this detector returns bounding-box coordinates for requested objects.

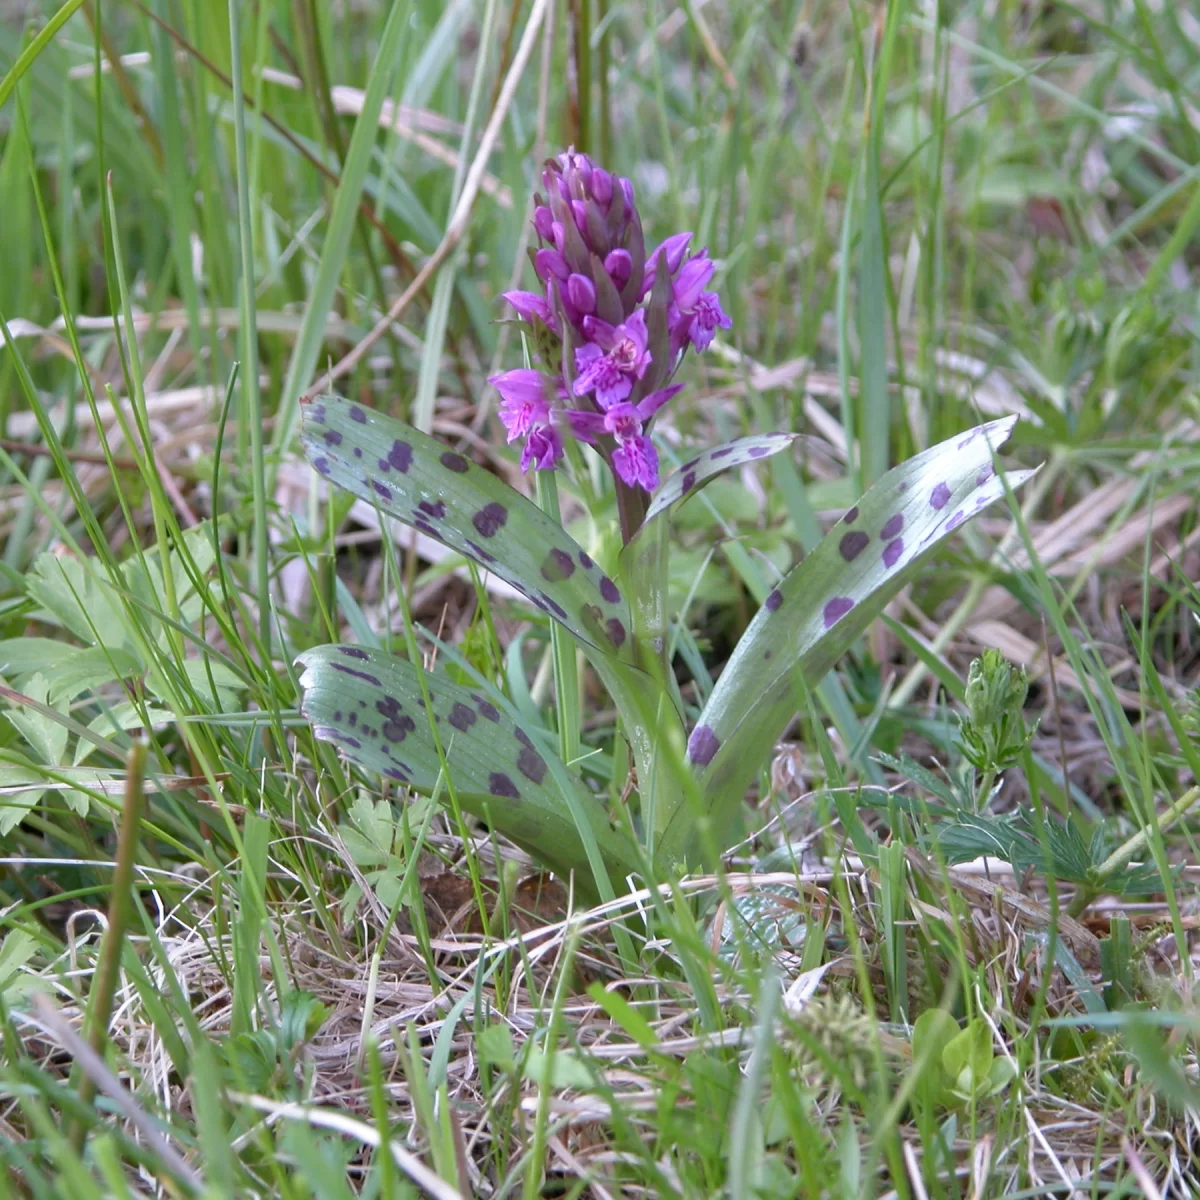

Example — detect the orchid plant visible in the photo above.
[297,151,1035,902]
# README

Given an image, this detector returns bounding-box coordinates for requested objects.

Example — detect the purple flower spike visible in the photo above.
[604,249,633,289]
[573,310,651,408]
[564,384,682,492]
[641,231,693,295]
[535,248,569,282]
[490,369,566,474]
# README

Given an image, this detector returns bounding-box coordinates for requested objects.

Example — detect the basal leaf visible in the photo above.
[663,416,1035,862]
[297,644,641,890]
[643,434,799,524]
[302,394,636,664]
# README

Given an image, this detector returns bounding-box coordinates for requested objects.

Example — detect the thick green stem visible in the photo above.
[537,470,580,765]
[69,739,147,1152]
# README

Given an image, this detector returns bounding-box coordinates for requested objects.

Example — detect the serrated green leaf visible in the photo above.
[302,394,636,664]
[5,674,67,767]
[297,644,640,891]
[934,812,1026,864]
[26,553,124,647]
[0,637,79,678]
[75,704,172,765]
[48,646,140,706]
[0,764,48,835]
[643,434,799,524]
[665,417,1036,860]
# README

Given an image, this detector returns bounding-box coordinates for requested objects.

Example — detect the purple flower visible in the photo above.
[573,310,651,408]
[489,369,565,473]
[669,250,732,352]
[502,290,557,331]
[567,384,682,492]
[640,231,693,297]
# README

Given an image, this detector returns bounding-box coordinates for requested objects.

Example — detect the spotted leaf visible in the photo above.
[297,644,640,892]
[302,394,635,662]
[659,416,1037,864]
[643,434,800,523]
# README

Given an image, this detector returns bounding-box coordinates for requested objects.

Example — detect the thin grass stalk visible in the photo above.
[228,0,271,650]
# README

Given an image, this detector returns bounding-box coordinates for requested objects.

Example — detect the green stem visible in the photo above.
[69,739,147,1153]
[536,470,581,765]
[1067,785,1200,918]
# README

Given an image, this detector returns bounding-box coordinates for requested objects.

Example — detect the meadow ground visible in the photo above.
[2,1,1200,1196]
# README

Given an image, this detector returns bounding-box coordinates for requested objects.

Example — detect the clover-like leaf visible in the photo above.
[662,416,1036,862]
[297,644,640,891]
[302,394,635,663]
[643,434,799,524]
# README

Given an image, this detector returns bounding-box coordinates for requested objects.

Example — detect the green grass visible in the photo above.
[2,0,1200,1195]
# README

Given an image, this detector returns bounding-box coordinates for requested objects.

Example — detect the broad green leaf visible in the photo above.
[643,434,799,524]
[664,417,1035,861]
[302,394,636,663]
[297,644,641,890]
[0,928,46,1004]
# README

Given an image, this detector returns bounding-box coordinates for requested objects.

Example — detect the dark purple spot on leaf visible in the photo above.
[388,440,412,472]
[323,430,342,447]
[348,711,358,727]
[764,649,773,660]
[376,697,416,744]
[331,663,380,684]
[823,596,854,627]
[333,710,343,722]
[748,446,769,458]
[472,502,508,538]
[373,480,392,500]
[309,404,326,425]
[489,772,520,798]
[466,540,496,564]
[958,430,979,449]
[839,531,869,561]
[313,456,330,477]
[883,538,904,568]
[339,647,369,659]
[606,618,626,648]
[844,506,859,524]
[881,513,904,540]
[449,702,477,732]
[418,499,446,520]
[976,465,993,486]
[473,695,500,721]
[898,481,910,494]
[765,589,783,612]
[413,520,440,540]
[541,548,575,582]
[384,766,409,782]
[681,471,696,492]
[353,447,362,458]
[688,725,720,767]
[578,550,594,570]
[599,577,621,604]
[682,458,699,471]
[517,745,546,784]
[441,451,469,473]
[350,406,366,424]
[514,727,534,750]
[930,482,951,510]
[712,447,734,460]
[974,493,989,509]
[540,592,568,620]
[946,509,966,531]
